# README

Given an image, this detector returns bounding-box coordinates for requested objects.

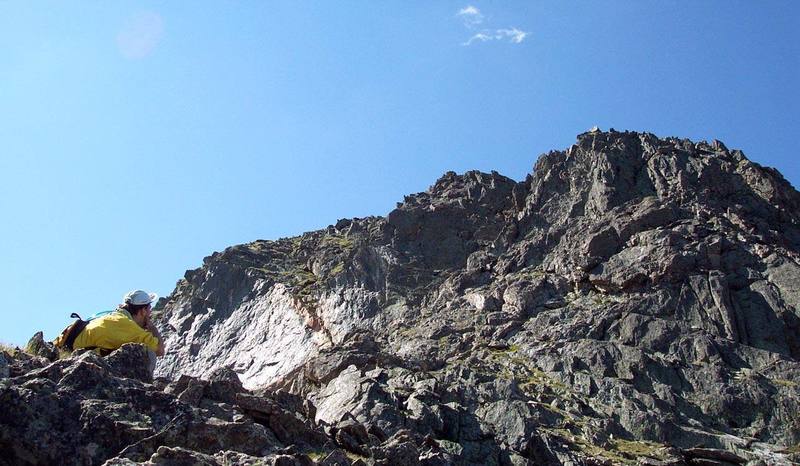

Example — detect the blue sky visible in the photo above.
[1,2,798,346]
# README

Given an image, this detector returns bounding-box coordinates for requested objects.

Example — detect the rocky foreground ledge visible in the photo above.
[2,344,401,465]
[2,343,793,466]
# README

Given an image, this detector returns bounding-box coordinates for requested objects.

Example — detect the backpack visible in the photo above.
[53,313,90,352]
[53,310,114,352]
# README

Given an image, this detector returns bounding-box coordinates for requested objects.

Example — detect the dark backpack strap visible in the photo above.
[73,346,111,356]
[64,318,90,351]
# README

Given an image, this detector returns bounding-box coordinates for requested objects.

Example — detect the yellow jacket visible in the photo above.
[72,309,159,353]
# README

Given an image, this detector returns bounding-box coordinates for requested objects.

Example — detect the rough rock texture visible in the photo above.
[4,130,800,465]
[149,131,800,465]
[0,344,332,465]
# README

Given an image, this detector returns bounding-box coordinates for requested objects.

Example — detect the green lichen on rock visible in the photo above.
[610,439,670,462]
[784,443,800,454]
[320,234,354,251]
[328,262,345,277]
[771,378,798,388]
[539,427,669,465]
[303,450,326,461]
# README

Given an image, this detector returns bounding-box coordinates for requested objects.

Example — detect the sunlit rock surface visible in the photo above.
[4,130,799,465]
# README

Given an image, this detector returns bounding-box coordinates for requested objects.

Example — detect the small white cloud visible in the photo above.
[462,33,491,46]
[498,28,528,44]
[457,5,484,28]
[462,28,529,46]
[456,6,528,46]
[117,11,164,60]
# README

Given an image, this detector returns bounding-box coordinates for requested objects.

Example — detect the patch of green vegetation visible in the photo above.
[329,262,345,276]
[733,368,755,381]
[591,294,614,306]
[279,267,321,314]
[290,236,303,249]
[539,428,667,465]
[248,240,270,250]
[518,366,568,393]
[222,457,269,466]
[0,342,18,355]
[539,427,617,461]
[784,443,800,454]
[771,378,798,388]
[564,414,588,428]
[278,267,318,293]
[321,234,354,251]
[344,451,369,462]
[556,427,612,457]
[528,400,572,420]
[246,266,274,276]
[581,444,630,464]
[515,268,546,281]
[497,367,514,380]
[398,326,419,338]
[298,276,317,289]
[304,451,327,461]
[489,344,520,355]
[611,439,667,460]
[24,341,38,355]
[436,439,464,456]
[487,346,570,395]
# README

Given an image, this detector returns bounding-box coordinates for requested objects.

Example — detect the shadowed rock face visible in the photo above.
[0,344,360,466]
[4,130,799,465]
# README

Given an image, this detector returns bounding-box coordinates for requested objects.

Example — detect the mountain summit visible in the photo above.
[3,130,799,465]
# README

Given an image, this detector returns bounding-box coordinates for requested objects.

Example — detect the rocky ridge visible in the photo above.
[3,129,799,465]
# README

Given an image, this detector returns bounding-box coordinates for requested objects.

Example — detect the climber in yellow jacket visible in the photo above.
[73,290,165,357]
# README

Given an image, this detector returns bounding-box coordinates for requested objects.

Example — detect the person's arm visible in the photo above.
[145,319,165,357]
[107,315,161,355]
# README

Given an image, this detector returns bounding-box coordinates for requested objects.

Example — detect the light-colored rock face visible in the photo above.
[316,287,385,345]
[156,282,323,389]
[767,260,800,313]
[312,364,365,425]
[155,279,386,389]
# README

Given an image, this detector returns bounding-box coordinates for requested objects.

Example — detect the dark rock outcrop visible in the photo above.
[4,130,800,465]
[0,344,331,465]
